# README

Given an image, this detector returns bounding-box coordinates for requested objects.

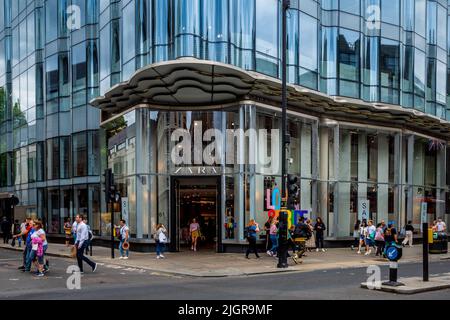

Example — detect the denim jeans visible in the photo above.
[269,235,278,254]
[156,241,165,256]
[119,240,129,257]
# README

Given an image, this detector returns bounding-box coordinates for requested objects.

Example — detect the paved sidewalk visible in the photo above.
[1,242,449,277]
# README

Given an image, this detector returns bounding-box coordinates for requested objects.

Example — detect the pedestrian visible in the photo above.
[364,220,376,256]
[29,221,47,277]
[384,223,398,247]
[64,218,72,247]
[11,220,21,247]
[1,216,12,244]
[245,219,260,259]
[23,220,36,273]
[155,224,168,259]
[264,216,273,252]
[13,217,32,270]
[83,218,93,256]
[72,218,78,243]
[402,221,414,247]
[314,217,326,252]
[374,223,385,256]
[351,220,361,250]
[118,219,129,260]
[305,219,316,252]
[437,218,447,232]
[189,218,200,252]
[432,220,438,232]
[267,218,278,257]
[357,220,368,254]
[74,214,98,273]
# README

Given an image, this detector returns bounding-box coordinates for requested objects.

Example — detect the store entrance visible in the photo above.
[171,177,222,253]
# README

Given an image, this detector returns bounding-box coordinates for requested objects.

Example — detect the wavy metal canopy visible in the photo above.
[90,58,450,139]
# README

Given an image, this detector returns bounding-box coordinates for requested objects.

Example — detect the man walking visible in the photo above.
[13,217,32,270]
[74,214,98,273]
[1,216,12,244]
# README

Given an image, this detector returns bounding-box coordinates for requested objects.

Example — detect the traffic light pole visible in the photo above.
[278,0,290,269]
[281,0,289,203]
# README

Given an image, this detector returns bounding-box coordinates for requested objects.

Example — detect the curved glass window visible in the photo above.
[339,29,360,98]
[402,0,414,31]
[363,36,379,101]
[426,1,437,45]
[230,0,255,70]
[415,0,426,37]
[153,0,170,62]
[300,13,318,72]
[414,49,426,109]
[380,39,400,104]
[381,0,399,25]
[122,1,136,64]
[203,0,228,62]
[286,8,299,83]
[175,0,202,57]
[320,27,338,95]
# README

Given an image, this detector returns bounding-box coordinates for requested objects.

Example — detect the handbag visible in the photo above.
[70,246,77,258]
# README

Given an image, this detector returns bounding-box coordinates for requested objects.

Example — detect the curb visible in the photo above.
[361,281,450,295]
[0,245,74,259]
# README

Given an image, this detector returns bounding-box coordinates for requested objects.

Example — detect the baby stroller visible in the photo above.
[289,223,311,264]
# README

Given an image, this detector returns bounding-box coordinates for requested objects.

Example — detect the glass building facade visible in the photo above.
[1,0,450,249]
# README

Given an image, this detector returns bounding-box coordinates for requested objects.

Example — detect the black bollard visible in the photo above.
[423,223,429,282]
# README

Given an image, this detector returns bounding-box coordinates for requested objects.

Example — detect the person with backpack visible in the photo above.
[374,223,385,256]
[245,219,260,259]
[118,219,129,260]
[314,217,326,252]
[155,224,168,259]
[83,218,94,256]
[364,220,376,256]
[74,214,98,273]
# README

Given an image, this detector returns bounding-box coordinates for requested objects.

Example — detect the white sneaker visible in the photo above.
[123,257,129,260]
[160,255,165,259]
[119,257,124,260]
[316,248,319,252]
[357,251,361,255]
[266,250,273,256]
[322,249,326,253]
[156,255,161,259]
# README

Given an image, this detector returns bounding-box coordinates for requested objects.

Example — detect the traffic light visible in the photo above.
[287,174,299,209]
[104,169,117,204]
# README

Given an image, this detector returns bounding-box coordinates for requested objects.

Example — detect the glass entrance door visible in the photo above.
[172,177,221,252]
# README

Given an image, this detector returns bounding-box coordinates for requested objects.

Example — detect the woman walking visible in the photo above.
[64,218,72,247]
[351,220,361,250]
[357,220,368,254]
[305,219,316,252]
[364,220,376,256]
[267,219,279,257]
[155,224,168,259]
[264,216,273,253]
[245,220,260,259]
[314,218,326,252]
[374,223,385,256]
[402,221,414,247]
[189,218,201,252]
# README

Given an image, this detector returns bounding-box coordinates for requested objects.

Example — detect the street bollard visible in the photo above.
[382,243,404,287]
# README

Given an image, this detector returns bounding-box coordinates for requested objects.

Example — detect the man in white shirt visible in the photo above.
[74,214,97,273]
[437,218,447,232]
